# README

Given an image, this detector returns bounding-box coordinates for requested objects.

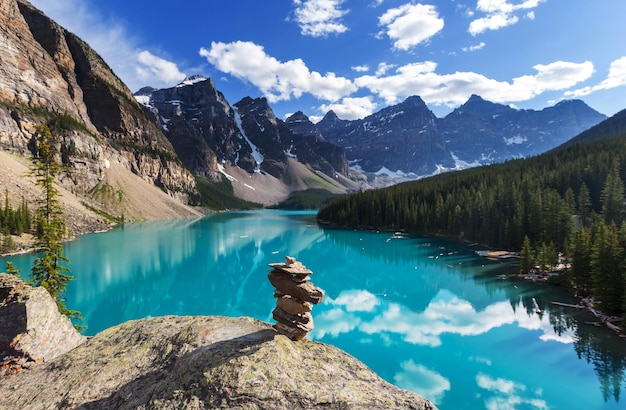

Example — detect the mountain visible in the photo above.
[559,108,626,148]
[0,0,199,224]
[135,77,355,205]
[303,95,607,178]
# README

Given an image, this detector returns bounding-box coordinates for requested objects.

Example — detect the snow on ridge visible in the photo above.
[176,76,208,88]
[134,95,151,106]
[217,164,237,182]
[233,107,264,172]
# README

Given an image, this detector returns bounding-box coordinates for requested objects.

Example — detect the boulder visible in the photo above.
[0,315,438,409]
[0,274,85,375]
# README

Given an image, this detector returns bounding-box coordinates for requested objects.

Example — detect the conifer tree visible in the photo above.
[590,222,624,314]
[5,261,20,276]
[519,235,533,274]
[29,125,79,320]
[601,159,625,226]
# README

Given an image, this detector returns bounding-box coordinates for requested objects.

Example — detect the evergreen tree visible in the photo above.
[570,228,592,295]
[590,222,624,314]
[29,125,79,321]
[601,159,625,226]
[5,261,20,276]
[519,235,533,274]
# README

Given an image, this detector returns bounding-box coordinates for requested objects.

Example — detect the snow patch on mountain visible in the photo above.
[234,108,264,172]
[176,75,208,88]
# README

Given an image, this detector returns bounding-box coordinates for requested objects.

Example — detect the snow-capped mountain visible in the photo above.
[303,95,607,178]
[135,76,350,202]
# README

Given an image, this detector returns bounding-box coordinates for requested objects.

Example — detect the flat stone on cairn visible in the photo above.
[268,256,324,340]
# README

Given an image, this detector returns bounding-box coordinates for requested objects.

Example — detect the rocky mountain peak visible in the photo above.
[284,111,324,141]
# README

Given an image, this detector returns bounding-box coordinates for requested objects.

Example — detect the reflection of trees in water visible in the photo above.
[322,225,626,403]
[570,314,626,403]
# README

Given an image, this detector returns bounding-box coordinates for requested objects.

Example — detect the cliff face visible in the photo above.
[0,276,436,409]
[0,0,196,214]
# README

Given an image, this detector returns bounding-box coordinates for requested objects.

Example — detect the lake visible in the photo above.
[2,210,625,409]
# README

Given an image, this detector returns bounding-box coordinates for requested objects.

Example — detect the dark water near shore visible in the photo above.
[3,210,626,408]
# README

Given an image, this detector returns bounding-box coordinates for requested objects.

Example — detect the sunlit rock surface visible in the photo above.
[0,301,436,409]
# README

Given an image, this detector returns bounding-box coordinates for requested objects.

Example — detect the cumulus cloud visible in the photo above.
[378,3,444,50]
[29,0,186,91]
[355,59,594,107]
[565,56,626,98]
[136,51,186,85]
[318,96,378,120]
[469,0,545,35]
[199,40,356,103]
[292,0,349,37]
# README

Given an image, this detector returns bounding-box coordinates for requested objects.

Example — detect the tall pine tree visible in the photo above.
[30,125,80,321]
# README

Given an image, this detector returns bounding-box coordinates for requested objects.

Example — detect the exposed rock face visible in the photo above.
[0,274,85,375]
[136,79,350,181]
[0,0,196,211]
[310,94,607,177]
[0,314,437,409]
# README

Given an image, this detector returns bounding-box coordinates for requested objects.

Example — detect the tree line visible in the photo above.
[318,132,626,318]
[1,190,31,253]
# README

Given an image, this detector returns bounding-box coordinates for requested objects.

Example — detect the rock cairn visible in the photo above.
[268,256,324,340]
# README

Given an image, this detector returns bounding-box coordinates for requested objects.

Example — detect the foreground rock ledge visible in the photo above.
[0,315,437,409]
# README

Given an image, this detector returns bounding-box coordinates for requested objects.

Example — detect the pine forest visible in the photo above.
[318,109,626,317]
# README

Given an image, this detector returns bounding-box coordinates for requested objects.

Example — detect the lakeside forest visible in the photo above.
[318,109,626,319]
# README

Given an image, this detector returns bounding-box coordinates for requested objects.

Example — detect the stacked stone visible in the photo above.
[267,256,324,341]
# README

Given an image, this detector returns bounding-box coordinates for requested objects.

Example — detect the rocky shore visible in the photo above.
[0,275,437,409]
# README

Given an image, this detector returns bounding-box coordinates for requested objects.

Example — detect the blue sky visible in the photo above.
[29,0,626,122]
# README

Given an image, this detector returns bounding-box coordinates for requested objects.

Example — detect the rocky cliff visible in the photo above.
[0,275,437,409]
[137,77,356,205]
[0,0,197,221]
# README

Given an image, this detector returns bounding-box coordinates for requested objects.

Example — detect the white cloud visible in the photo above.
[319,96,378,120]
[375,62,396,76]
[462,42,486,52]
[327,289,381,312]
[351,65,370,73]
[469,0,545,35]
[136,51,186,85]
[29,0,185,91]
[355,60,594,107]
[199,41,356,103]
[394,360,451,405]
[565,56,626,98]
[378,3,444,50]
[292,0,349,37]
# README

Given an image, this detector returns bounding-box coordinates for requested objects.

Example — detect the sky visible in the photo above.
[28,0,626,122]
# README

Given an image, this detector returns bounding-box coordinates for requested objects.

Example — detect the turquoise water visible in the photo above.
[3,210,625,409]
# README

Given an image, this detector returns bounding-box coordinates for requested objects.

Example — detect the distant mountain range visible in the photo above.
[136,75,606,191]
[286,95,607,178]
[0,0,614,215]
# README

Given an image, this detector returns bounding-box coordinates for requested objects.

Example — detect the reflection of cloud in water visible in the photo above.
[328,289,380,312]
[313,289,575,346]
[393,360,450,405]
[476,373,548,410]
